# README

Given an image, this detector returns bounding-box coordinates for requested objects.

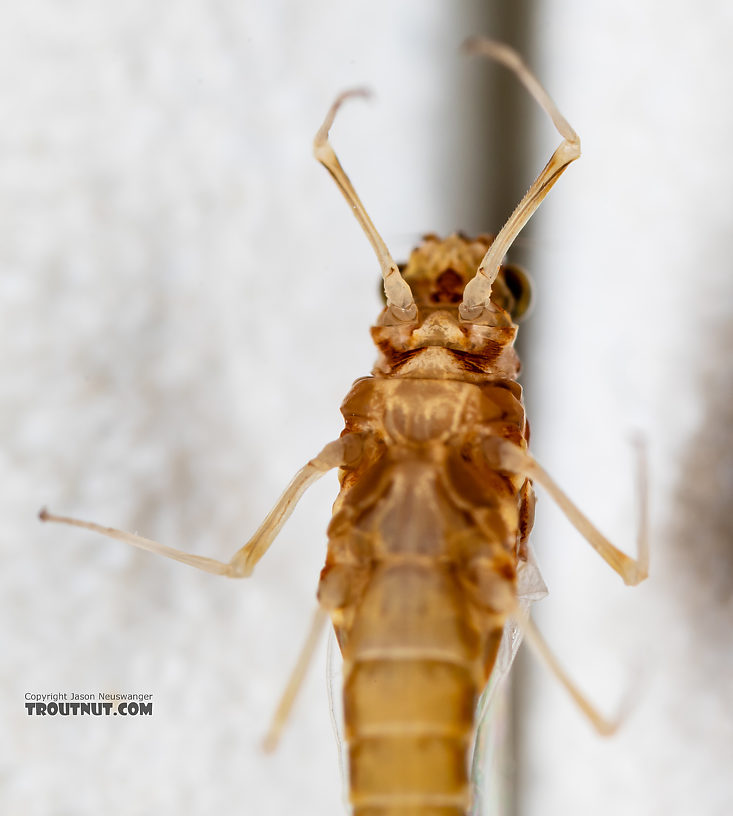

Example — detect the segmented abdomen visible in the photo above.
[344,563,492,815]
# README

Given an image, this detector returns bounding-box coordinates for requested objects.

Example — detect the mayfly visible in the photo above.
[42,39,648,815]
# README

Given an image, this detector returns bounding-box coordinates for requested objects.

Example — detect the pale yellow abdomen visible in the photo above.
[343,563,493,815]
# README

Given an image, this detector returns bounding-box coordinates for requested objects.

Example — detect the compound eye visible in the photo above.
[503,264,533,321]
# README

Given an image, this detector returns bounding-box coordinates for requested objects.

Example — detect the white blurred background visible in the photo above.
[2,2,732,815]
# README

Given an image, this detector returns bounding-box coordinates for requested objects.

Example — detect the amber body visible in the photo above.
[317,234,535,815]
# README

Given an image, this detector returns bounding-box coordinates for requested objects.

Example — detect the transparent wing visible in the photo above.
[326,627,351,814]
[325,549,548,816]
[469,546,548,816]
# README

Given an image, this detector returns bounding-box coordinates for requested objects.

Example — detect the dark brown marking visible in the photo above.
[431,269,465,304]
[450,345,503,372]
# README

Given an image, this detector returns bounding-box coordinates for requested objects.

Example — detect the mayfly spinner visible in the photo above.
[42,38,648,816]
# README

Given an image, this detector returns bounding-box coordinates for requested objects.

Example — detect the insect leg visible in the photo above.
[483,437,648,586]
[262,605,329,752]
[40,433,365,578]
[313,90,417,322]
[460,39,581,320]
[510,600,620,735]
